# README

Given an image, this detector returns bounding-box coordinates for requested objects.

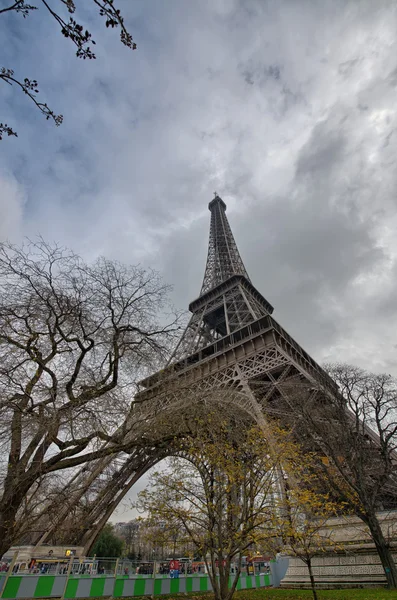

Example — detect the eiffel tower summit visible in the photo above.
[137,193,336,419]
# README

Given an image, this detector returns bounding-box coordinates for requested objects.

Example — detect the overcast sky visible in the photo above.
[1,0,397,520]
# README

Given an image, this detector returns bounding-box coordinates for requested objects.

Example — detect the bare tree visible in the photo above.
[0,238,179,557]
[273,364,397,588]
[0,0,136,139]
[13,389,256,554]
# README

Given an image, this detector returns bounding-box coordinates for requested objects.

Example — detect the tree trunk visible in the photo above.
[363,511,397,588]
[219,570,229,600]
[214,556,241,600]
[306,558,318,600]
[226,559,241,600]
[207,554,221,600]
[0,469,41,558]
[0,505,19,558]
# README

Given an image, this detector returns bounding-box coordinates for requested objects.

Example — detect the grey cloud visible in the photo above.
[296,125,346,179]
[1,0,397,377]
[338,58,362,77]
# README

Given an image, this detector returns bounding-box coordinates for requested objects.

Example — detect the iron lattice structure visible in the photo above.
[170,196,273,362]
[200,196,250,294]
[142,194,336,404]
[31,194,340,554]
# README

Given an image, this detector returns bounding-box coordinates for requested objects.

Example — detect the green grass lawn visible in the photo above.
[233,589,394,599]
[83,588,397,600]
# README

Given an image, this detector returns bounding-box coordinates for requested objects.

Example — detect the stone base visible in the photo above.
[281,511,397,588]
[282,551,392,587]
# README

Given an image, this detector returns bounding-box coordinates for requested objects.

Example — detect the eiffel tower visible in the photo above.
[33,193,338,554]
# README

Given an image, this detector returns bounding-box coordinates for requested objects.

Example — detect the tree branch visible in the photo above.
[0,67,63,135]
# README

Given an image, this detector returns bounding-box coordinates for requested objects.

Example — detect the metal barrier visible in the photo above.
[0,555,286,599]
[0,571,272,598]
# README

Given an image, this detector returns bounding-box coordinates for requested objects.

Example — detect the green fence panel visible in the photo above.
[133,578,145,596]
[199,576,208,592]
[64,578,79,599]
[112,578,124,598]
[2,577,21,599]
[154,579,163,595]
[170,579,180,594]
[34,576,55,598]
[90,578,105,597]
[185,577,193,593]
